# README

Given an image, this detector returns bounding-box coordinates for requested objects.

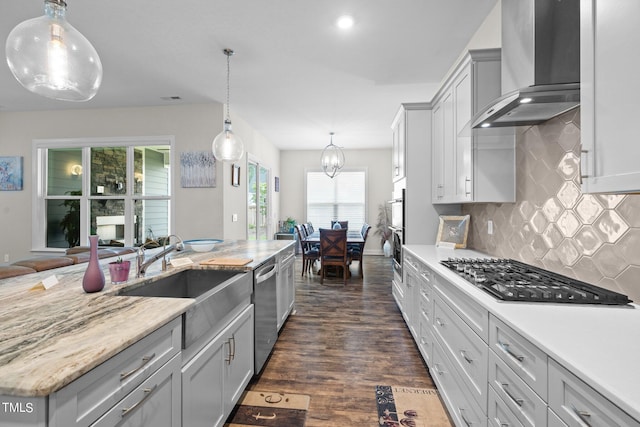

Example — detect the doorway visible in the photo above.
[247,159,270,240]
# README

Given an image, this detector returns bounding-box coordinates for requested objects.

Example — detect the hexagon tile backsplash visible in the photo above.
[462,108,640,302]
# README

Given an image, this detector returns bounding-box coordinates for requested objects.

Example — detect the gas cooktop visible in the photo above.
[440,258,632,305]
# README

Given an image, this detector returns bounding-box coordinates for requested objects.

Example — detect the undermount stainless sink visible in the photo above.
[118,269,252,351]
[118,269,239,299]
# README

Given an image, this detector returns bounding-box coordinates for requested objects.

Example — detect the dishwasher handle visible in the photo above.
[255,263,277,283]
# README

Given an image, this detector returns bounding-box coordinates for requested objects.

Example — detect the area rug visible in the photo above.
[225,390,310,427]
[375,385,451,427]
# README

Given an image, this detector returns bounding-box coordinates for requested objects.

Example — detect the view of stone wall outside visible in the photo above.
[463,109,640,302]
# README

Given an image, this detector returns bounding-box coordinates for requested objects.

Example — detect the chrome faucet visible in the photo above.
[137,234,184,277]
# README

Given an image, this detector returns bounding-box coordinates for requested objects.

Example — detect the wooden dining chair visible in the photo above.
[294,225,319,276]
[319,228,351,284]
[349,223,371,278]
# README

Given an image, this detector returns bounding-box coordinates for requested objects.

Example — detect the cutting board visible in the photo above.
[201,257,253,266]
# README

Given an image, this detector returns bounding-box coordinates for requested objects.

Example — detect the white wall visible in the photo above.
[279,148,392,254]
[438,0,502,90]
[222,114,281,240]
[0,103,280,262]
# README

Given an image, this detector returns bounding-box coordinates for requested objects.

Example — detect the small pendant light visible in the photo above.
[320,132,345,178]
[5,0,102,102]
[212,49,244,162]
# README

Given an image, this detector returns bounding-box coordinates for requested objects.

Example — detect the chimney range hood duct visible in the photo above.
[472,0,580,129]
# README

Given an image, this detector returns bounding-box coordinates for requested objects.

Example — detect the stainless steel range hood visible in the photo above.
[472,0,580,129]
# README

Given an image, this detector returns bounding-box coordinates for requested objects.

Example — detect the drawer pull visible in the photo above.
[435,318,445,327]
[571,405,593,427]
[460,350,473,364]
[499,342,524,362]
[121,384,158,418]
[459,408,473,426]
[433,363,446,376]
[501,383,524,406]
[120,353,156,380]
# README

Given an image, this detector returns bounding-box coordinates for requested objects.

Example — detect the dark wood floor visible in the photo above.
[246,255,441,426]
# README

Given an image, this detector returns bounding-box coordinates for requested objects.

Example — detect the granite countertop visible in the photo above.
[403,244,640,422]
[0,239,294,397]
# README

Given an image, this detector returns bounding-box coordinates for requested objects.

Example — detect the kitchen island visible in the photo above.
[0,239,294,426]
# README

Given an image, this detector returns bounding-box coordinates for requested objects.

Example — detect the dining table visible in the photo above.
[302,230,365,245]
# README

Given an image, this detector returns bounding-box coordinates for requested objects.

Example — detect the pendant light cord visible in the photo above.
[224,49,233,122]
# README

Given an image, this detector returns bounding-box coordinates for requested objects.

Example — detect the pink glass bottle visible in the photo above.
[82,235,105,293]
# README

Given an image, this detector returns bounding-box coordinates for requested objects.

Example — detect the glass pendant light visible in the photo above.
[5,0,103,102]
[320,132,345,178]
[212,49,244,162]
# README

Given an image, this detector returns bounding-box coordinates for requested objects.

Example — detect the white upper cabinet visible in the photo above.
[391,110,407,182]
[580,0,640,193]
[432,90,455,202]
[432,49,515,204]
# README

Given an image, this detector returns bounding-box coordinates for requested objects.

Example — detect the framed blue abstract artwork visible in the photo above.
[0,156,23,191]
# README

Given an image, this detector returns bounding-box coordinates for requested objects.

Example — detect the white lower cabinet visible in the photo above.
[91,353,181,427]
[277,247,296,331]
[488,386,524,427]
[403,255,421,339]
[547,409,568,427]
[397,249,640,427]
[488,350,546,427]
[433,294,488,411]
[182,304,254,427]
[489,316,547,401]
[432,340,487,427]
[548,359,640,427]
[49,317,182,427]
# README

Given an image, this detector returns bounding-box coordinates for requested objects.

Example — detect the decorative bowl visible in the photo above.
[183,239,222,252]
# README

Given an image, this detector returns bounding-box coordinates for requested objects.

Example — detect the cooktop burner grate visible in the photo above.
[440,258,632,305]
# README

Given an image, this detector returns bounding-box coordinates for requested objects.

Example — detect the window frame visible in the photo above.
[304,168,368,231]
[32,135,175,252]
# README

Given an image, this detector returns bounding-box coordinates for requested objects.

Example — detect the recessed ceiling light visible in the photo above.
[336,15,354,30]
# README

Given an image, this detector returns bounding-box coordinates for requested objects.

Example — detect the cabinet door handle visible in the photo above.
[226,336,236,364]
[433,363,446,376]
[460,350,473,364]
[498,342,524,362]
[121,384,158,418]
[571,405,593,427]
[459,408,472,426]
[120,353,156,381]
[435,318,445,327]
[501,383,524,406]
[580,149,590,182]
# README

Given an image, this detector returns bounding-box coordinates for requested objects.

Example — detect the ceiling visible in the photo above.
[0,0,497,150]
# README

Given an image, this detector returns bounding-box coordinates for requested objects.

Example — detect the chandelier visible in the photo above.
[320,132,345,178]
[5,0,102,102]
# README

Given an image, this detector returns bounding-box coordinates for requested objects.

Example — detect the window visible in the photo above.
[305,170,366,230]
[33,137,174,250]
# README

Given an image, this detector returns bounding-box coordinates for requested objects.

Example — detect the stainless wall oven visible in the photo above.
[389,187,404,277]
[391,227,403,276]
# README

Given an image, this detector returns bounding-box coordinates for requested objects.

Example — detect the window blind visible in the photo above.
[306,170,366,230]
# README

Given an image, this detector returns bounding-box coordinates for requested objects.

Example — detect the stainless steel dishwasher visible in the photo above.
[253,257,278,374]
